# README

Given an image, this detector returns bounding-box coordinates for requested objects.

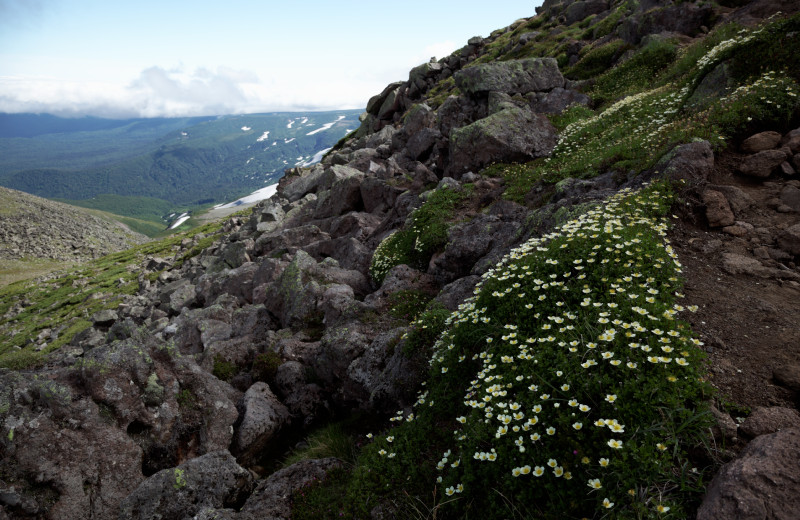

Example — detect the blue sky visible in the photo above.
[0,0,543,118]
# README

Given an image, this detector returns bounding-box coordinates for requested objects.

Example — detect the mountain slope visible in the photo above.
[1,2,799,520]
[0,111,361,229]
[0,186,149,281]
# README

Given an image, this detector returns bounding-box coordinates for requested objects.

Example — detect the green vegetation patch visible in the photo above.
[348,182,712,519]
[588,37,679,106]
[566,39,630,81]
[369,185,472,285]
[490,14,800,202]
[0,221,223,369]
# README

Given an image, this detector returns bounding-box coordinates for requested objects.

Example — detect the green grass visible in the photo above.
[370,184,473,285]
[0,221,224,369]
[343,182,713,519]
[283,423,358,468]
[566,39,630,81]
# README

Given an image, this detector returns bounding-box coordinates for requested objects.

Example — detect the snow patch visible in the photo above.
[284,137,295,144]
[169,213,190,230]
[301,147,331,167]
[287,119,295,129]
[215,184,278,209]
[241,126,251,131]
[256,130,270,142]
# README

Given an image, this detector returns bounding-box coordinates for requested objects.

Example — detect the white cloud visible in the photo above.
[0,64,385,117]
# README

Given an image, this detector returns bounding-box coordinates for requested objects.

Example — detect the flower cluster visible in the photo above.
[374,182,708,517]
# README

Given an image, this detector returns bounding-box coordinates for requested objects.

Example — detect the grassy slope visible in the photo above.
[291,11,800,520]
[0,220,224,369]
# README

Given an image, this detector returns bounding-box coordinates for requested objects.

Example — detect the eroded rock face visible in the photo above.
[697,428,800,520]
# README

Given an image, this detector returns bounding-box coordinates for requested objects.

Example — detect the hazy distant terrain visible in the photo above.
[0,111,360,233]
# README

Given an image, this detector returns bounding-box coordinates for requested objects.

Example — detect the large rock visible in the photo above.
[238,458,343,519]
[739,150,788,178]
[780,185,800,212]
[232,382,290,465]
[1,373,143,520]
[360,178,403,215]
[436,95,478,138]
[657,140,714,184]
[777,223,800,256]
[709,184,754,216]
[264,250,324,329]
[742,131,782,153]
[280,165,326,202]
[528,87,590,114]
[274,360,327,421]
[119,451,253,520]
[697,428,800,520]
[702,190,736,228]
[448,106,557,177]
[739,406,800,438]
[454,58,564,96]
[619,2,714,44]
[433,215,522,280]
[195,262,259,306]
[367,81,405,115]
[564,0,609,25]
[313,175,364,219]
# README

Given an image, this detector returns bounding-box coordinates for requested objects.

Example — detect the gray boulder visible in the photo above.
[778,223,800,256]
[454,57,564,96]
[119,451,253,520]
[697,428,800,520]
[367,81,405,115]
[702,190,735,228]
[280,165,326,202]
[564,0,609,25]
[739,406,800,438]
[264,250,324,329]
[274,360,327,421]
[238,458,343,519]
[448,106,557,177]
[742,131,782,153]
[313,175,364,219]
[656,140,714,184]
[1,373,143,520]
[233,383,291,465]
[739,150,788,178]
[528,87,590,114]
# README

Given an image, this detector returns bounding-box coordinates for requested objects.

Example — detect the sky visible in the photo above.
[0,0,544,119]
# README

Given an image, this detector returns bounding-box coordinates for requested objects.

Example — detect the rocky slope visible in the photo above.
[2,1,800,519]
[0,186,149,263]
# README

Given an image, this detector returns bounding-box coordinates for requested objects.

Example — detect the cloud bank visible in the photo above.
[0,64,389,118]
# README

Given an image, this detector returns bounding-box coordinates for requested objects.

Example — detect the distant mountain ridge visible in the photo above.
[0,111,361,232]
